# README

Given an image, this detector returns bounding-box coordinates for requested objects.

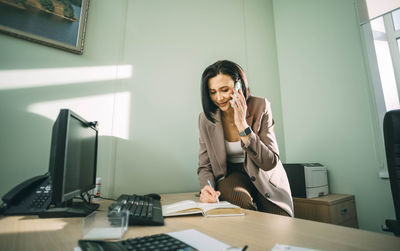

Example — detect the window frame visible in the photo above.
[360,8,400,178]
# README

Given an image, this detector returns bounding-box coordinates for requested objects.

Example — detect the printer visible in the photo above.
[283,163,329,198]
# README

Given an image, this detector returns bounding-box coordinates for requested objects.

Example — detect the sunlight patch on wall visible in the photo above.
[27,92,131,140]
[112,92,131,140]
[0,65,132,90]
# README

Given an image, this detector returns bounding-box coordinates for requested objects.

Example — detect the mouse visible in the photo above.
[145,193,161,200]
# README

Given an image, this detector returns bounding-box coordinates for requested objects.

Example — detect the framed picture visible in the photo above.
[0,0,90,54]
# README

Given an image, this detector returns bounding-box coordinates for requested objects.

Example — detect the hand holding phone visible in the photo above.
[231,80,248,136]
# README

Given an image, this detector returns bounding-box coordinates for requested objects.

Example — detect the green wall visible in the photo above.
[111,0,285,195]
[0,0,128,199]
[0,0,284,203]
[273,0,395,232]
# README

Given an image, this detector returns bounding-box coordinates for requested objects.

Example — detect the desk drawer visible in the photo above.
[329,200,356,224]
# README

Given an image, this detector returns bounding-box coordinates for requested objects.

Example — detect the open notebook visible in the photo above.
[162,200,244,217]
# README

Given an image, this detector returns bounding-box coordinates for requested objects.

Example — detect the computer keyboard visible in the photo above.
[108,194,164,226]
[79,233,197,251]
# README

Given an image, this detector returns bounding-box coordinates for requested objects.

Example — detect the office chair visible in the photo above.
[383,109,400,236]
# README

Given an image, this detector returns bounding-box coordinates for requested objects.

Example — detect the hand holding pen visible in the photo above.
[199,179,220,203]
[208,180,220,203]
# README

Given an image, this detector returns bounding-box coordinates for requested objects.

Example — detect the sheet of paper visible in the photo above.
[271,243,322,251]
[167,229,230,251]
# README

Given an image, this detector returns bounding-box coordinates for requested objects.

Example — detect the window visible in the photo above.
[362,8,400,122]
[370,15,400,111]
[393,8,400,30]
[361,8,400,177]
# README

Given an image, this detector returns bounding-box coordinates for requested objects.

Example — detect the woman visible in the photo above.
[197,60,294,217]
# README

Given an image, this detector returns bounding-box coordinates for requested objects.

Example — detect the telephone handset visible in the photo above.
[1,174,51,215]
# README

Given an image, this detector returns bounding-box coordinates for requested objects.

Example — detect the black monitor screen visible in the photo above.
[64,115,97,198]
[49,109,98,206]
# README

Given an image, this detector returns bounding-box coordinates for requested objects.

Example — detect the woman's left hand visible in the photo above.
[230,88,248,132]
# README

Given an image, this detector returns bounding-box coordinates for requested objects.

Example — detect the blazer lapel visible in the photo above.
[246,111,254,131]
[206,110,227,172]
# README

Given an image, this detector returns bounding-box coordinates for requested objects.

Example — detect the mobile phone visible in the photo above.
[234,81,242,92]
[232,81,242,107]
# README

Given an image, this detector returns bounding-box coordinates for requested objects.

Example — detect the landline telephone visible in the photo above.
[0,174,52,215]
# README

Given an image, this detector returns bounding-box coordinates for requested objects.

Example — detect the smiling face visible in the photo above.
[208,73,235,112]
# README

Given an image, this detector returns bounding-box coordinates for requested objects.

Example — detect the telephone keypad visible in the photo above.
[29,185,51,209]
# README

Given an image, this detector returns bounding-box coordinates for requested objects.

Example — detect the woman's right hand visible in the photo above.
[200,185,221,203]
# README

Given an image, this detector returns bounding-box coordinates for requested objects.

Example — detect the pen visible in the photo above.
[207,179,219,203]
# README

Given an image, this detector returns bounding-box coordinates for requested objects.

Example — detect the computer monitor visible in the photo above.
[42,109,99,217]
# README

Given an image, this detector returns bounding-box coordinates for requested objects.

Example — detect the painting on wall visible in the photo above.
[0,0,90,54]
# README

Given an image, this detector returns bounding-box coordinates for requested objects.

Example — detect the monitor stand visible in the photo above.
[39,200,99,218]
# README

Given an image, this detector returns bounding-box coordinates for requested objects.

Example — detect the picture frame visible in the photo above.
[0,0,90,54]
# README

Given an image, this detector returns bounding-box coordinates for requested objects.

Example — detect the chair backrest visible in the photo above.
[383,109,400,222]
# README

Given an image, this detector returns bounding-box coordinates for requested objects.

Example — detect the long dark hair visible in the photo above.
[201,60,248,123]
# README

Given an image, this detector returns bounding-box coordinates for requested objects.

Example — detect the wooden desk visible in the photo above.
[0,192,399,251]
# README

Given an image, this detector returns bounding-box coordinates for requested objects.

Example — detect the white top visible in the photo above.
[225,140,244,163]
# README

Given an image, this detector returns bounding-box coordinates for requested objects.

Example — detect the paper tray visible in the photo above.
[82,210,128,240]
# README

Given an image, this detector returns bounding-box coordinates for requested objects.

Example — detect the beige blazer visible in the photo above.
[197,96,294,217]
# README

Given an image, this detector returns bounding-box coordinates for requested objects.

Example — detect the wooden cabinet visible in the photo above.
[293,194,358,228]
